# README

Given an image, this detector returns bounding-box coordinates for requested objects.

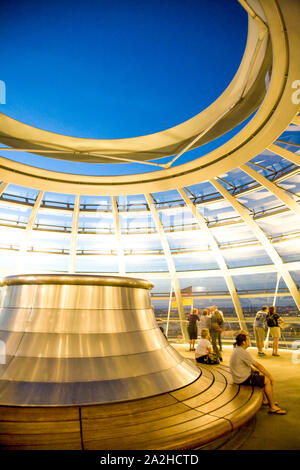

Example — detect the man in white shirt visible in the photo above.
[229,332,286,415]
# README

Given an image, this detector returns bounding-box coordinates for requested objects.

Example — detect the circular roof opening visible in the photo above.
[0,0,249,176]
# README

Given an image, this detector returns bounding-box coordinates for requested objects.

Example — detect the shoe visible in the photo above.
[272,354,280,356]
[268,408,287,415]
[258,352,266,356]
[219,356,223,362]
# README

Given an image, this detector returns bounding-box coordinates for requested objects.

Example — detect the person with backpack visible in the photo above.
[253,305,268,356]
[267,305,284,356]
[210,308,224,361]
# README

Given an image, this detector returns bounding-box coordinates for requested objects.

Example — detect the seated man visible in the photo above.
[229,332,286,415]
[195,328,219,364]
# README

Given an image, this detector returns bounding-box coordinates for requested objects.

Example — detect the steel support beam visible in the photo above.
[111,196,126,275]
[68,195,80,273]
[211,178,300,311]
[0,182,8,196]
[145,193,188,341]
[268,143,300,166]
[18,190,44,273]
[240,163,300,217]
[178,188,248,331]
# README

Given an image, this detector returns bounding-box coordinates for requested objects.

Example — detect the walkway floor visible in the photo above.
[173,343,300,450]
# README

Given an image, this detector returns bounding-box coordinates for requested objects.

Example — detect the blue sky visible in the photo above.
[1,0,248,173]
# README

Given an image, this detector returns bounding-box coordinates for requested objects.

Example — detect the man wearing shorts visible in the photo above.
[229,332,286,415]
[253,305,268,356]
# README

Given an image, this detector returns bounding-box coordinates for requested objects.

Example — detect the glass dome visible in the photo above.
[0,0,299,346]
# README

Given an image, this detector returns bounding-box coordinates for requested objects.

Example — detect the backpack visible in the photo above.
[266,314,276,327]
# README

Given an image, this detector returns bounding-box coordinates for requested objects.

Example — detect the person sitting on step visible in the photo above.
[195,328,219,364]
[229,332,286,415]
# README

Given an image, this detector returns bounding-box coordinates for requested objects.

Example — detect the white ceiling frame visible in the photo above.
[211,178,300,311]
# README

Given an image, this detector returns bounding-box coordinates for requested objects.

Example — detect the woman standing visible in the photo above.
[187,308,200,351]
[267,305,284,356]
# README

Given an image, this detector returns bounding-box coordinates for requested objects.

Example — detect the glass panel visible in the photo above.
[121,233,163,252]
[151,190,183,207]
[80,195,111,211]
[150,278,172,294]
[166,230,209,251]
[75,255,118,273]
[0,226,25,247]
[211,222,256,244]
[149,279,182,339]
[77,234,117,253]
[237,188,282,215]
[277,174,300,198]
[178,276,229,293]
[35,210,73,230]
[29,230,71,251]
[22,252,69,272]
[125,255,169,272]
[173,252,219,271]
[197,200,241,224]
[119,212,155,233]
[3,184,39,202]
[256,211,300,237]
[0,249,19,274]
[158,207,195,230]
[289,270,300,288]
[0,204,31,226]
[42,192,75,209]
[273,239,300,262]
[232,272,280,293]
[217,168,254,190]
[116,194,147,211]
[222,245,272,268]
[78,213,114,233]
[278,125,300,145]
[185,181,220,202]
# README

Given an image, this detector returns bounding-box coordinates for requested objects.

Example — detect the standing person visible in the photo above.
[229,332,286,414]
[211,305,224,351]
[211,305,224,321]
[195,328,219,364]
[267,305,284,357]
[253,305,268,356]
[187,308,200,351]
[210,309,224,361]
[198,309,211,336]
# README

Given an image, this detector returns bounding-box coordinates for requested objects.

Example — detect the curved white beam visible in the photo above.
[0,3,268,164]
[68,195,80,273]
[111,196,126,275]
[145,193,188,341]
[240,163,300,217]
[18,190,44,273]
[210,178,300,311]
[0,0,299,195]
[178,187,248,331]
[0,182,8,196]
[268,143,300,166]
